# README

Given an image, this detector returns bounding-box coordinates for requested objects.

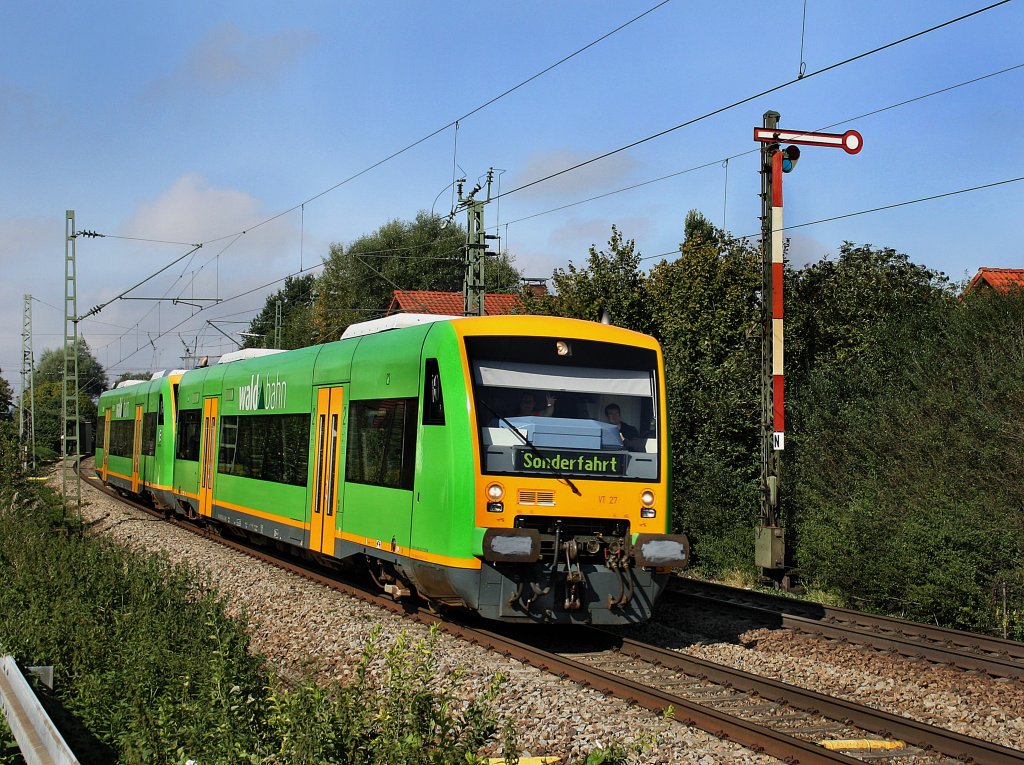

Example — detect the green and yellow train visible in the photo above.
[96,314,688,624]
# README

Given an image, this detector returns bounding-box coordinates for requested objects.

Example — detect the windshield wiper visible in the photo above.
[477,398,582,496]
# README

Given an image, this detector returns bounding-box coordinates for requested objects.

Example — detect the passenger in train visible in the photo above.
[604,403,641,449]
[518,391,556,417]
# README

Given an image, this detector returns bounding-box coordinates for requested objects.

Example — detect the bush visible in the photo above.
[0,492,509,764]
[790,293,1024,632]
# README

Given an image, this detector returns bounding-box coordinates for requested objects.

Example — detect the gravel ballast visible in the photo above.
[67,467,1023,762]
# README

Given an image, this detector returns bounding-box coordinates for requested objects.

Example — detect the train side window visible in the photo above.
[158,395,164,425]
[176,409,202,461]
[108,420,134,457]
[346,398,418,490]
[142,413,158,456]
[217,413,309,486]
[423,358,445,426]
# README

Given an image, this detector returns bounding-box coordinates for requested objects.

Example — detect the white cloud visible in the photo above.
[0,176,308,380]
[125,172,267,242]
[785,232,831,269]
[505,149,642,200]
[150,23,318,95]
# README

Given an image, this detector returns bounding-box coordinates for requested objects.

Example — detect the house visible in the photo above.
[963,268,1024,296]
[385,284,547,317]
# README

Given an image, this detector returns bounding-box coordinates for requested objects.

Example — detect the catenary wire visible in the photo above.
[195,0,675,247]
[637,175,1024,262]
[493,0,1012,201]
[82,3,1016,369]
[496,62,1023,229]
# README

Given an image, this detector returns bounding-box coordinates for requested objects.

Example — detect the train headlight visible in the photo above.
[486,483,505,501]
[640,490,656,518]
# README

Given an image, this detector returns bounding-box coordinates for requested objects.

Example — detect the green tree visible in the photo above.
[35,339,108,398]
[32,341,105,457]
[243,274,318,350]
[0,369,13,419]
[785,242,951,394]
[791,292,1024,632]
[539,225,653,334]
[312,211,520,342]
[113,371,151,386]
[646,211,762,571]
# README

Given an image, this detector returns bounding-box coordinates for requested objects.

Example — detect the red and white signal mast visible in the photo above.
[753,111,862,587]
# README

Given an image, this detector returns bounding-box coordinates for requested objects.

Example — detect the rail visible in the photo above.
[669,577,1024,679]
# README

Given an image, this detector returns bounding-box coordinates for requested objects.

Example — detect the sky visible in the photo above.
[2,0,1022,393]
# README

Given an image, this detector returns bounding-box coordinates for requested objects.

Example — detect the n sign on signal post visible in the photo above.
[753,111,862,585]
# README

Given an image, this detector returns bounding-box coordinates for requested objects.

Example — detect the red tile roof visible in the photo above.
[387,290,524,316]
[964,268,1024,295]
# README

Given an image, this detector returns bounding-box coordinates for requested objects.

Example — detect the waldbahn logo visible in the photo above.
[238,371,287,411]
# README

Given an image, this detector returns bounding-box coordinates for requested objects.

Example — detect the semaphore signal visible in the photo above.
[754,112,862,588]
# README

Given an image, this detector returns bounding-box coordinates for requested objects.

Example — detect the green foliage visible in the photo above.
[0,420,23,497]
[646,212,761,571]
[542,225,653,334]
[791,292,1024,631]
[112,372,151,386]
[35,339,107,398]
[0,370,13,419]
[0,489,509,764]
[28,341,105,456]
[24,380,96,457]
[785,242,951,391]
[0,500,268,763]
[0,716,19,765]
[312,212,521,343]
[243,274,318,350]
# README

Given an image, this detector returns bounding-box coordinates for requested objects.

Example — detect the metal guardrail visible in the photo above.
[0,656,79,765]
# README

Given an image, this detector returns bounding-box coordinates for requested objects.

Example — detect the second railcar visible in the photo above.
[96,371,183,509]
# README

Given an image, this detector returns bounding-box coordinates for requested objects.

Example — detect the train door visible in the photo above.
[131,404,143,493]
[101,408,111,481]
[198,397,219,518]
[310,386,344,555]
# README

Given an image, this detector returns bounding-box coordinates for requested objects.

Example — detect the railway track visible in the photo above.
[80,464,1024,764]
[668,578,1024,680]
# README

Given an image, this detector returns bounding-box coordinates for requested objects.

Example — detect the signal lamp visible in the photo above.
[781,145,800,173]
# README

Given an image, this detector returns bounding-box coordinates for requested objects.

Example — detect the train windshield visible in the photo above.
[465,336,660,481]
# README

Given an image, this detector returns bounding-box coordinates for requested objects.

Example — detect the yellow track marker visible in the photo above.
[821,739,905,751]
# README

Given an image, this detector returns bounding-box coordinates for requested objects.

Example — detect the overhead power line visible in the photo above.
[771,176,1024,233]
[197,0,675,247]
[82,2,674,362]
[494,0,1013,201]
[638,174,1024,262]
[82,1,1014,370]
[499,62,1024,228]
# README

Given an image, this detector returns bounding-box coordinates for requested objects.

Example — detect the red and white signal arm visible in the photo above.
[753,127,863,154]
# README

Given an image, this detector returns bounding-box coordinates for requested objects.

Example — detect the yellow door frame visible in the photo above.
[131,405,143,493]
[310,387,344,555]
[199,397,219,518]
[101,409,111,481]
